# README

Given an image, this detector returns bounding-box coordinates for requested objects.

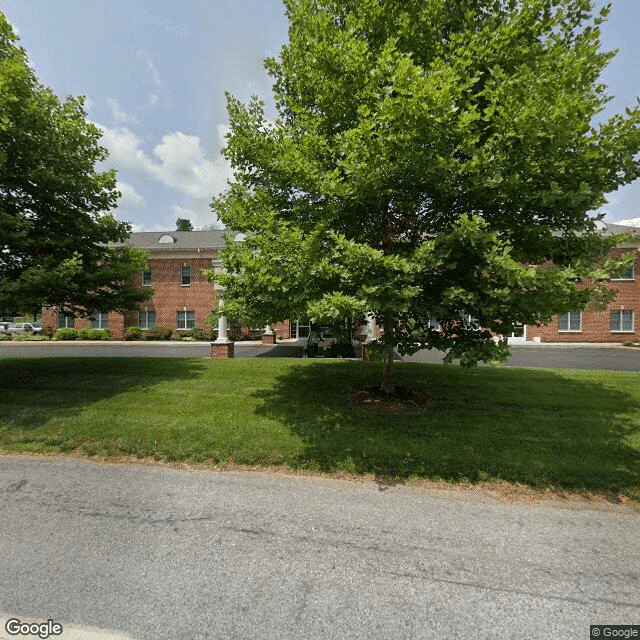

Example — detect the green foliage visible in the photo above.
[52,328,79,341]
[178,325,212,341]
[77,328,111,340]
[123,326,143,341]
[0,13,154,316]
[322,340,356,358]
[210,0,640,386]
[175,218,194,232]
[52,327,110,340]
[11,333,49,341]
[142,326,174,341]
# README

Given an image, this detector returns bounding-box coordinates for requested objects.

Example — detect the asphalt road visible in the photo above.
[0,456,638,640]
[1,341,640,370]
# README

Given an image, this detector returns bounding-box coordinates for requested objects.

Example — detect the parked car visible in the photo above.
[0,321,11,334]
[7,322,43,336]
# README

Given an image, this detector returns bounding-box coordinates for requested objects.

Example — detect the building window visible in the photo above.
[290,321,311,339]
[611,263,635,280]
[427,319,440,331]
[138,310,156,330]
[91,312,108,329]
[558,311,582,332]
[176,310,195,330]
[610,310,634,333]
[57,313,75,329]
[142,270,152,286]
[181,266,191,286]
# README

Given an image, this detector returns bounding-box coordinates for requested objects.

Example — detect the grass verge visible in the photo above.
[0,357,638,501]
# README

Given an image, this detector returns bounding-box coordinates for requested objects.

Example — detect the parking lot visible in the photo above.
[1,340,639,370]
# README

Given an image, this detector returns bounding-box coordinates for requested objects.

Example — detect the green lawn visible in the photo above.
[1,357,639,500]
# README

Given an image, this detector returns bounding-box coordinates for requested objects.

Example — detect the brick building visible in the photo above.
[527,222,640,343]
[42,223,640,343]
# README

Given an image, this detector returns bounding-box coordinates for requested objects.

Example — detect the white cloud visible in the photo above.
[143,93,159,109]
[137,49,162,87]
[94,122,232,229]
[129,222,168,232]
[172,204,197,218]
[615,217,640,228]
[117,181,146,207]
[107,98,138,126]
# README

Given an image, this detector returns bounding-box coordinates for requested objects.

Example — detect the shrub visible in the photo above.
[0,333,12,341]
[124,326,143,341]
[40,325,54,338]
[143,326,173,340]
[322,341,356,358]
[12,334,50,341]
[77,328,111,340]
[176,326,212,341]
[53,328,79,340]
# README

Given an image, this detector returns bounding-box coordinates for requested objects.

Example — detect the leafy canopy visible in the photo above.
[0,13,152,317]
[176,218,194,231]
[210,0,640,377]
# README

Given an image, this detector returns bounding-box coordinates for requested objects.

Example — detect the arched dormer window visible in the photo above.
[158,234,176,244]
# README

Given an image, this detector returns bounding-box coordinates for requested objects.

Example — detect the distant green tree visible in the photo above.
[210,0,640,392]
[0,13,153,317]
[176,218,194,231]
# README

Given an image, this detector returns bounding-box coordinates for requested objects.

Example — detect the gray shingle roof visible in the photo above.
[600,222,640,237]
[113,230,231,250]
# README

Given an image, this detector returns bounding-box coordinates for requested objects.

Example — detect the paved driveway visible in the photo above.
[1,341,639,370]
[0,456,638,640]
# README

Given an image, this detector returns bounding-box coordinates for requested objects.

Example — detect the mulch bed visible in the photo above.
[345,385,436,413]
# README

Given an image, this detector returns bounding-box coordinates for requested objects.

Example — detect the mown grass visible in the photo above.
[0,357,638,500]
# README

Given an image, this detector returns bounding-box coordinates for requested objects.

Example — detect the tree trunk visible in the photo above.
[380,349,395,394]
[380,313,395,394]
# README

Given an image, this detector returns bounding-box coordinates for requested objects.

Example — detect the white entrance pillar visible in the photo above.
[365,312,377,343]
[211,259,234,357]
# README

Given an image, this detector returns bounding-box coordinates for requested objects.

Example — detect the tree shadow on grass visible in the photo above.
[250,360,640,499]
[0,357,207,456]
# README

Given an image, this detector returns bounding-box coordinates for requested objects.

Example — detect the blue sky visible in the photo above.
[1,0,638,231]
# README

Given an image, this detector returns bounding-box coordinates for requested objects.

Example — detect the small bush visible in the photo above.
[53,328,79,341]
[77,328,111,340]
[176,326,212,341]
[0,333,12,341]
[124,326,143,341]
[143,326,173,340]
[12,334,50,341]
[40,325,54,338]
[322,341,356,358]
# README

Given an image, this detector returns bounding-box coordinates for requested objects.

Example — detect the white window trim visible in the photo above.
[181,266,191,287]
[558,311,582,332]
[176,310,196,330]
[91,312,109,329]
[142,270,152,287]
[611,264,635,281]
[610,310,634,333]
[57,313,75,329]
[138,310,156,330]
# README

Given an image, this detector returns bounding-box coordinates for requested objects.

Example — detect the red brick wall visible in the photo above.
[42,256,218,340]
[532,247,640,342]
[132,257,218,333]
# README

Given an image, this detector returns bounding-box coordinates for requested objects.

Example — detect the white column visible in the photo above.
[365,312,377,343]
[214,299,231,343]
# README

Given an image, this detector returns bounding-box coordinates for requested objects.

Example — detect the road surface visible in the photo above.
[1,341,639,370]
[0,456,638,640]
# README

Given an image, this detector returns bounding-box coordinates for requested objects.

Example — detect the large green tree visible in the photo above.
[211,0,640,392]
[0,14,152,318]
